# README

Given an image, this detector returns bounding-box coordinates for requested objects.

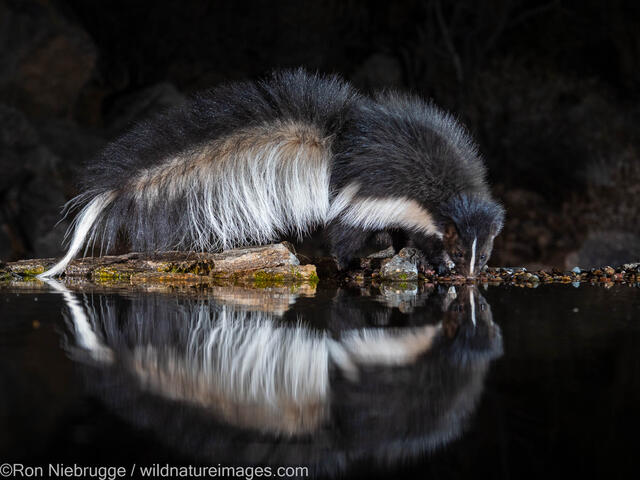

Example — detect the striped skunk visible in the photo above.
[39,69,504,278]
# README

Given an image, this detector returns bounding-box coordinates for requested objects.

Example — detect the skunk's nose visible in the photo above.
[453,262,473,278]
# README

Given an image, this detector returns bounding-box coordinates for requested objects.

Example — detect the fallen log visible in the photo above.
[0,243,318,287]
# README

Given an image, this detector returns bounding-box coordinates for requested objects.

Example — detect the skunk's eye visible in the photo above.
[453,251,464,258]
[480,254,487,261]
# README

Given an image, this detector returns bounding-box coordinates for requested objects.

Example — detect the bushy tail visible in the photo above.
[38,191,115,278]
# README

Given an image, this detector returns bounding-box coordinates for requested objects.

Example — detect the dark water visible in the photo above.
[1,280,639,479]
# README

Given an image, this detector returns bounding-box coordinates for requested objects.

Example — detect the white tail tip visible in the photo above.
[38,191,114,278]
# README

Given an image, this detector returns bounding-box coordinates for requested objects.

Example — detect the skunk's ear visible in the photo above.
[489,205,505,238]
[490,220,503,238]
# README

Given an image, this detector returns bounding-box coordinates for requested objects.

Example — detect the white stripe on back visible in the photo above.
[469,236,477,275]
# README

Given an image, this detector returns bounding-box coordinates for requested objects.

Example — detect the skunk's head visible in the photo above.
[439,194,505,277]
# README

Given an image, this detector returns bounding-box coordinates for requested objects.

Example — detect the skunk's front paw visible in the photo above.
[414,257,434,275]
[334,256,349,272]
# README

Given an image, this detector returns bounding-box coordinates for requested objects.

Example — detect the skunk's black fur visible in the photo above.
[40,69,503,277]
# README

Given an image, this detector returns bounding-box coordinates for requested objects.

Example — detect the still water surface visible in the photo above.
[1,281,639,479]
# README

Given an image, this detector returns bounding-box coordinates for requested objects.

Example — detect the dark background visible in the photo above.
[1,0,639,268]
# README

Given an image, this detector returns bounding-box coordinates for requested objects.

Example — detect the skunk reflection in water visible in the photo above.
[45,281,502,472]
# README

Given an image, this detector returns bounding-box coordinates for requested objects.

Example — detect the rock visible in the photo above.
[378,283,420,313]
[572,266,581,274]
[494,266,526,275]
[574,231,640,269]
[204,285,316,315]
[209,243,299,275]
[311,256,340,279]
[0,110,106,263]
[0,0,96,118]
[367,246,396,259]
[379,248,419,282]
[35,119,106,186]
[0,105,67,261]
[360,247,395,272]
[105,83,186,134]
[396,247,424,263]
